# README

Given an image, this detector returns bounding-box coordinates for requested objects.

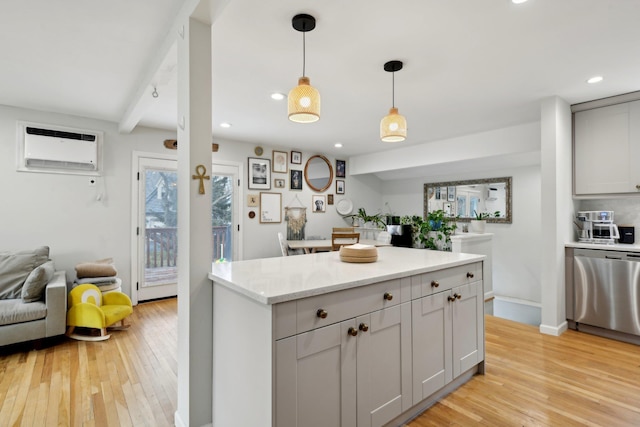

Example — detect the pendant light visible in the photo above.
[380,60,407,142]
[288,14,320,123]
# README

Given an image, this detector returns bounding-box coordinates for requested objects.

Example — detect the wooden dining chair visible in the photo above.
[331,232,360,251]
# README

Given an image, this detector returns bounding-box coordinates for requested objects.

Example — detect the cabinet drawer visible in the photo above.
[412,262,482,298]
[296,279,401,334]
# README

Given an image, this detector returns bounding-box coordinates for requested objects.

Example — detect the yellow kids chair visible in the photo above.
[66,283,133,341]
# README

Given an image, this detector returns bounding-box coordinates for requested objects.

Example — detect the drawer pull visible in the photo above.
[347,327,358,337]
[359,323,369,332]
[466,272,474,279]
[448,293,462,302]
[431,280,440,288]
[316,309,328,319]
[383,292,393,301]
[636,184,640,190]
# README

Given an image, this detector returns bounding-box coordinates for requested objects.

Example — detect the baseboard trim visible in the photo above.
[539,321,568,336]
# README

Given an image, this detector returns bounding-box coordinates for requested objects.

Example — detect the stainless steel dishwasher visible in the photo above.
[573,248,640,336]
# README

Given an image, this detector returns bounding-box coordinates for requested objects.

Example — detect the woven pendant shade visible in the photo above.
[380,107,407,142]
[288,77,321,123]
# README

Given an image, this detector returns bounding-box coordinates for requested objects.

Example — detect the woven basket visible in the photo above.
[339,244,378,263]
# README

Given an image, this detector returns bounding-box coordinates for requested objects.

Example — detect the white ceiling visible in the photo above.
[2,0,640,161]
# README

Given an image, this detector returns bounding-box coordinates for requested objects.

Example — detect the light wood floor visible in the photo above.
[0,298,177,427]
[1,299,639,426]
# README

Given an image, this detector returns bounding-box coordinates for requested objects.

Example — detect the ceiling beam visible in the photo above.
[118,0,231,133]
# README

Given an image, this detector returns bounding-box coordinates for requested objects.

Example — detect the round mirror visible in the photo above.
[304,155,333,192]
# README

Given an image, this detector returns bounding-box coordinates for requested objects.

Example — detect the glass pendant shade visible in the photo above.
[288,77,321,123]
[380,107,407,142]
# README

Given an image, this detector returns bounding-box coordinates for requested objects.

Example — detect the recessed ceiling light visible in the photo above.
[512,0,528,4]
[271,93,285,101]
[587,76,604,84]
[220,122,232,128]
[334,143,343,148]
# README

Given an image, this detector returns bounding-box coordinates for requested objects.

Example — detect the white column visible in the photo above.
[539,96,573,335]
[175,17,214,427]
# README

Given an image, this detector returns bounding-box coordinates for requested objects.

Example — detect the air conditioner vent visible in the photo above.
[26,126,96,142]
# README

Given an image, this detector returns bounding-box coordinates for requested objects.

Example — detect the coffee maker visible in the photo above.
[575,211,619,244]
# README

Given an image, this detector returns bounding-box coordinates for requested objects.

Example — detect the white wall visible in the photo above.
[0,105,381,293]
[0,105,174,296]
[381,165,542,305]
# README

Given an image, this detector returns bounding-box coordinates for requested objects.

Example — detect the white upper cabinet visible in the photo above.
[574,100,640,195]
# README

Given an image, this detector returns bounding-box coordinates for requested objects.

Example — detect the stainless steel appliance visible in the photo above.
[575,210,619,244]
[572,248,640,337]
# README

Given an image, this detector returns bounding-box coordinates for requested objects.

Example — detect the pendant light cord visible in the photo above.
[392,72,395,108]
[302,31,306,77]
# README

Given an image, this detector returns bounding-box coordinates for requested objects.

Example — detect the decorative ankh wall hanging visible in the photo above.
[192,164,210,194]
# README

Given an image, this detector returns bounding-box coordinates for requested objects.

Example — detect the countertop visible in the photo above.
[209,246,484,305]
[565,241,640,253]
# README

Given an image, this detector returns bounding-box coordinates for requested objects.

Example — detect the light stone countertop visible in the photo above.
[209,246,484,305]
[565,242,640,252]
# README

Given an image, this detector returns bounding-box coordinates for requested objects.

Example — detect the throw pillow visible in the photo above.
[22,261,55,302]
[0,246,50,299]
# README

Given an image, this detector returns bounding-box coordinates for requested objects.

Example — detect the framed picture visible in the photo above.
[327,194,334,205]
[248,157,270,190]
[435,187,441,200]
[336,159,346,178]
[247,194,258,207]
[312,195,326,213]
[291,151,302,165]
[336,179,345,194]
[272,150,288,173]
[259,192,282,223]
[447,186,456,202]
[290,169,303,190]
[274,178,285,189]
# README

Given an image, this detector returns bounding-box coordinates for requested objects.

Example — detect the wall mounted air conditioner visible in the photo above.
[486,188,499,201]
[18,122,103,176]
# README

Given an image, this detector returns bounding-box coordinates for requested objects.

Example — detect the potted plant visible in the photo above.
[346,208,386,229]
[401,211,457,251]
[471,210,500,233]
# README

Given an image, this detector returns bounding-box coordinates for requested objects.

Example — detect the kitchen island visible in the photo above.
[209,246,485,426]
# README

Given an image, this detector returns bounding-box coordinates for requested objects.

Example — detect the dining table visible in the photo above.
[287,238,391,254]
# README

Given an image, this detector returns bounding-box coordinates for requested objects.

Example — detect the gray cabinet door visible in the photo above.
[356,303,412,427]
[451,282,484,378]
[411,292,452,404]
[275,320,357,427]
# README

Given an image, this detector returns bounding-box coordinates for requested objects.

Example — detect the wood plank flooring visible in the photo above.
[0,298,177,427]
[1,298,639,426]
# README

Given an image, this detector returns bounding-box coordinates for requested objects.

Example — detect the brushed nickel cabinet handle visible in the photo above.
[431,280,440,288]
[348,327,358,337]
[383,292,393,301]
[316,309,328,319]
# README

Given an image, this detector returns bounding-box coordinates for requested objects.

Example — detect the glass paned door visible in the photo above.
[212,164,239,263]
[133,158,240,303]
[137,158,178,302]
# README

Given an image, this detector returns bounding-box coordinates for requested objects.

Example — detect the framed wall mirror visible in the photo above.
[304,155,333,192]
[424,176,512,223]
